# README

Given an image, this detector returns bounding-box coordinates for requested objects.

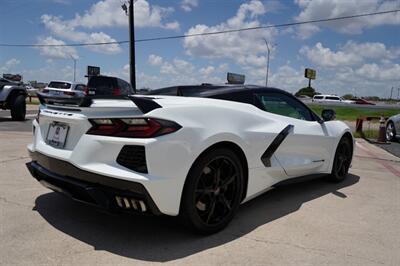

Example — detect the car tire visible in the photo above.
[327,137,352,182]
[180,148,244,234]
[10,94,26,121]
[386,121,396,142]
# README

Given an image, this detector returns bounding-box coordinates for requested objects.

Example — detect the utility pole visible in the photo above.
[129,0,136,93]
[263,38,271,87]
[122,0,136,93]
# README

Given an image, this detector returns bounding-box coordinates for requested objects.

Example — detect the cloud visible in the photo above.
[300,41,400,68]
[294,0,400,38]
[69,0,179,30]
[181,0,198,12]
[148,54,163,66]
[36,37,79,59]
[108,57,228,89]
[183,0,277,68]
[199,66,215,77]
[41,15,121,54]
[1,58,21,73]
[39,0,180,56]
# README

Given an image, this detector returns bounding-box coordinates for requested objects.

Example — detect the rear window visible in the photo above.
[313,96,323,99]
[48,82,71,89]
[88,76,132,96]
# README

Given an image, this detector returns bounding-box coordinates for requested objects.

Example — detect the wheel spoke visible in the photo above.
[206,199,216,223]
[221,174,236,188]
[220,195,232,211]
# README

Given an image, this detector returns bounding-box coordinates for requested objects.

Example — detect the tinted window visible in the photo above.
[314,95,323,99]
[87,76,117,96]
[117,78,133,95]
[74,84,86,91]
[326,96,340,100]
[48,82,71,89]
[256,93,313,121]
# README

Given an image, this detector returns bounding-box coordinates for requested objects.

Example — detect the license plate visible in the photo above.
[50,90,62,96]
[46,122,69,148]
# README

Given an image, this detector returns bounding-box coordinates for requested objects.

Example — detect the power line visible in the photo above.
[1,9,399,47]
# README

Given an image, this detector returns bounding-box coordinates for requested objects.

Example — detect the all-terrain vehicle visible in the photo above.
[0,77,27,121]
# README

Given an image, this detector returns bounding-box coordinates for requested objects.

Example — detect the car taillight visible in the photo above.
[113,87,121,96]
[83,86,88,96]
[86,118,181,138]
[64,91,75,96]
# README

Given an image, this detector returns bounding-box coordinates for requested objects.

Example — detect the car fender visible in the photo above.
[322,120,354,173]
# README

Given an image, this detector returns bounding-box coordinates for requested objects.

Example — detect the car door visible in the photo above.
[255,92,336,177]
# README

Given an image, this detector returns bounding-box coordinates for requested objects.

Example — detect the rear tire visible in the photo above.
[10,94,26,121]
[327,137,352,182]
[180,148,244,234]
[386,121,396,142]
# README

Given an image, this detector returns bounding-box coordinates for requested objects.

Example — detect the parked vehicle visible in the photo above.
[312,95,354,104]
[87,75,133,97]
[0,77,27,120]
[350,98,375,105]
[41,81,86,104]
[386,114,400,141]
[27,85,354,234]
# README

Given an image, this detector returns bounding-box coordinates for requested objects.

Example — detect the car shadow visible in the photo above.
[34,174,360,262]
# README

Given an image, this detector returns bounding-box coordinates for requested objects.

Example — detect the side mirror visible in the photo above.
[321,109,336,121]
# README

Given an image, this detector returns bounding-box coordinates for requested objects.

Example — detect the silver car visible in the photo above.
[42,81,86,97]
[386,114,400,141]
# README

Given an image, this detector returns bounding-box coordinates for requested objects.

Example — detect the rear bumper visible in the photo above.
[27,151,162,215]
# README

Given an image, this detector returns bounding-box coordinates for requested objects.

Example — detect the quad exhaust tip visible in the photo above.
[115,196,147,212]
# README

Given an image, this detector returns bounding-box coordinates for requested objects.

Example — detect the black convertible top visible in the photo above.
[144,84,289,98]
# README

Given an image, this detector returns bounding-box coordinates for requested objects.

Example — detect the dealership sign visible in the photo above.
[227,72,245,84]
[87,66,100,77]
[304,68,316,80]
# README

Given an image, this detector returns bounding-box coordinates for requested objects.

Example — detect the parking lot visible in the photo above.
[0,113,399,265]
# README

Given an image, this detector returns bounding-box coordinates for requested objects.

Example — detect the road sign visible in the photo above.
[305,68,316,80]
[227,72,245,84]
[87,66,100,77]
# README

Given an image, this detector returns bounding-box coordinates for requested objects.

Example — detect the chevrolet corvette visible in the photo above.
[27,84,354,234]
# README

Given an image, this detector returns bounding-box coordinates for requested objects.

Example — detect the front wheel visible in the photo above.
[327,137,352,182]
[180,148,244,234]
[10,94,26,121]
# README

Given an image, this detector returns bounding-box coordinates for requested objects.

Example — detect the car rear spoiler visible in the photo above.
[37,92,162,114]
[128,95,162,114]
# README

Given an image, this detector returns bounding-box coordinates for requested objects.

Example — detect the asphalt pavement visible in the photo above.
[0,128,399,265]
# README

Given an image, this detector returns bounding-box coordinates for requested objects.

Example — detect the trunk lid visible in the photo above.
[38,99,142,151]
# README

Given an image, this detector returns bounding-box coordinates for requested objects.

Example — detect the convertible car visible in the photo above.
[27,85,354,234]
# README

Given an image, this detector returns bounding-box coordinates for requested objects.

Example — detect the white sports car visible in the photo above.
[27,85,354,234]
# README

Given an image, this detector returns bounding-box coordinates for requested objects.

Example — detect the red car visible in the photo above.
[350,98,375,105]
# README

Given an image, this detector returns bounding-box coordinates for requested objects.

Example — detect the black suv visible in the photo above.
[87,76,133,97]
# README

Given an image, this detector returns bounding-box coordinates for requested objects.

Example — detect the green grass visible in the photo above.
[307,104,400,121]
[26,97,40,105]
[353,129,379,139]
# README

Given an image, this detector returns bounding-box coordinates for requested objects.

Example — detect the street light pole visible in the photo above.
[129,0,136,93]
[69,54,77,82]
[263,38,271,87]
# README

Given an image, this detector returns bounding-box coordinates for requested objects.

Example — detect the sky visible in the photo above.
[0,0,399,97]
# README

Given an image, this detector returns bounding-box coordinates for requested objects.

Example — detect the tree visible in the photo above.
[342,94,354,100]
[295,87,318,97]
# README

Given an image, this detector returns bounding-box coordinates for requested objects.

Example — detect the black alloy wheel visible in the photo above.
[180,148,244,234]
[328,137,352,182]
